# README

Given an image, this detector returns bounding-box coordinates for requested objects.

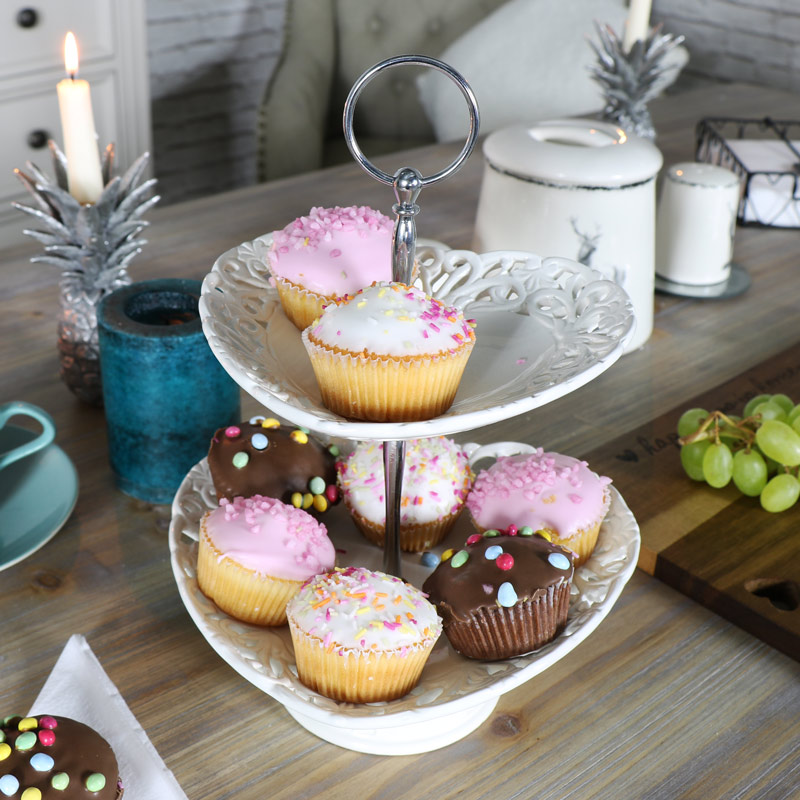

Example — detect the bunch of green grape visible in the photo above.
[678,392,800,512]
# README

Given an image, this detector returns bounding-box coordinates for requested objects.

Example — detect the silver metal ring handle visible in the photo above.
[343,54,480,187]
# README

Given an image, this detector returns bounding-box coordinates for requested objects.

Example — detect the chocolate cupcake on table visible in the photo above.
[0,714,123,798]
[207,415,339,512]
[422,527,575,661]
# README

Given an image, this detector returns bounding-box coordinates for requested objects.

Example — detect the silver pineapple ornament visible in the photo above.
[13,142,159,406]
[589,23,685,141]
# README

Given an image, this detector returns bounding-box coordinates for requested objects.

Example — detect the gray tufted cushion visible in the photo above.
[257,0,508,182]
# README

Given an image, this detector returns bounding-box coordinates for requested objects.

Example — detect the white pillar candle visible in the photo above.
[56,32,104,205]
[623,0,653,51]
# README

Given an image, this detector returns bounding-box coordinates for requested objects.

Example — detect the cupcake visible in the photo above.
[338,436,473,552]
[286,566,442,702]
[197,495,336,626]
[0,714,124,798]
[422,528,575,660]
[465,450,611,567]
[266,205,395,330]
[302,282,476,422]
[208,415,339,512]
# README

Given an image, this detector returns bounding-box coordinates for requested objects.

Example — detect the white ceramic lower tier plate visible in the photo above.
[199,238,635,441]
[169,441,640,755]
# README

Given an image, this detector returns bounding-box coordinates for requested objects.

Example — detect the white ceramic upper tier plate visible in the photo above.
[199,238,635,441]
[169,441,640,755]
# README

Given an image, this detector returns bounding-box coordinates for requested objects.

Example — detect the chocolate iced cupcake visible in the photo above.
[208,416,338,512]
[422,527,574,660]
[0,714,123,798]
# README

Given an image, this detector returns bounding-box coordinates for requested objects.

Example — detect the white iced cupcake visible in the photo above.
[302,282,476,422]
[286,566,441,702]
[338,436,473,551]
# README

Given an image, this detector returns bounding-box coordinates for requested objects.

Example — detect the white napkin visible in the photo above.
[28,634,188,800]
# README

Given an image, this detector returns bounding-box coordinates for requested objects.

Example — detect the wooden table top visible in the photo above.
[1,82,799,799]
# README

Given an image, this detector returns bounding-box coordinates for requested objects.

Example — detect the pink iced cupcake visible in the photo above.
[267,205,395,330]
[466,450,611,567]
[197,495,336,625]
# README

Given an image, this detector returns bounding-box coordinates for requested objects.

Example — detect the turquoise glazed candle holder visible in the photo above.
[97,278,240,504]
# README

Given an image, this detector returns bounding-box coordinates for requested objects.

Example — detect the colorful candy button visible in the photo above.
[261,417,280,429]
[38,717,57,731]
[506,524,518,536]
[302,493,313,509]
[37,730,55,747]
[420,552,440,568]
[17,718,37,732]
[308,476,326,495]
[21,788,42,800]
[497,582,518,607]
[224,425,241,438]
[548,552,572,570]
[85,774,106,792]
[496,553,515,570]
[441,548,454,561]
[536,530,552,542]
[15,731,36,751]
[325,484,339,504]
[519,526,534,536]
[248,415,266,425]
[484,545,503,560]
[328,444,340,457]
[251,433,269,450]
[466,533,483,546]
[232,451,249,469]
[290,430,308,444]
[0,774,19,796]
[312,494,328,512]
[50,773,69,790]
[29,752,54,772]
[290,492,303,508]
[482,529,500,538]
[0,744,9,761]
[450,550,469,568]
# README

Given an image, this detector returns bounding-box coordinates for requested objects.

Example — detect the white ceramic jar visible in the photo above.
[473,119,663,351]
[655,162,741,286]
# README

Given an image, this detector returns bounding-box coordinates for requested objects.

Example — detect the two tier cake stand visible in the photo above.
[169,57,641,755]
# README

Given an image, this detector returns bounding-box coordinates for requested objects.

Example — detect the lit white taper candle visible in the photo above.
[56,32,104,204]
[623,0,653,51]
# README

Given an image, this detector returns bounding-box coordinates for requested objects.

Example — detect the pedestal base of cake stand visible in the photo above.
[283,695,499,755]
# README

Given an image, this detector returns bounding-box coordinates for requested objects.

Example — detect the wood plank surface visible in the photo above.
[1,83,800,799]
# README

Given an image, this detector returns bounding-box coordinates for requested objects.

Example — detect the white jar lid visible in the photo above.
[482,118,663,188]
[665,161,740,188]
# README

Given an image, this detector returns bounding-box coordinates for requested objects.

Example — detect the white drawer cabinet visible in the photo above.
[0,0,151,250]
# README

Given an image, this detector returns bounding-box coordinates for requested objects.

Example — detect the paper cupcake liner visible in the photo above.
[302,334,474,422]
[273,265,421,332]
[273,275,328,331]
[347,504,463,553]
[287,619,437,702]
[197,528,303,626]
[442,582,571,661]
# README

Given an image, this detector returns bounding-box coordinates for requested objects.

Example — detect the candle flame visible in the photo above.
[64,31,79,78]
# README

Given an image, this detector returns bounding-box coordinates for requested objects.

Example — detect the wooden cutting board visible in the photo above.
[585,343,800,662]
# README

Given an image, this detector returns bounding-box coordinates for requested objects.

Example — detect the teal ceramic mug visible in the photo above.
[0,402,56,471]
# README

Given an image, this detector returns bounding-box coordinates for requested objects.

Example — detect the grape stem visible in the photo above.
[679,411,758,448]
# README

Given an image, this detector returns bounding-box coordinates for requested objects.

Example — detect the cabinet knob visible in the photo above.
[16,7,39,28]
[27,129,49,149]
